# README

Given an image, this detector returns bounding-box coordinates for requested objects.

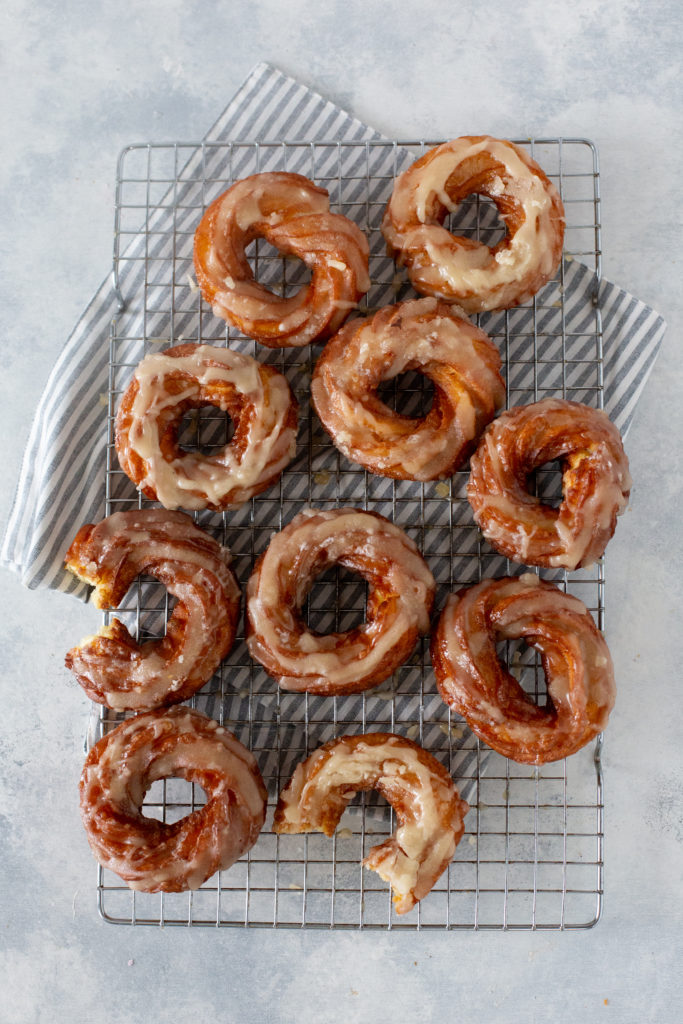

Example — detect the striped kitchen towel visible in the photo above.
[0,62,667,598]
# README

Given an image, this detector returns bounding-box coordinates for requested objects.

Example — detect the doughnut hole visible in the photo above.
[305,565,369,634]
[245,237,312,298]
[110,572,176,645]
[495,635,552,710]
[178,405,235,455]
[528,458,565,508]
[447,194,508,249]
[142,775,207,824]
[377,371,435,419]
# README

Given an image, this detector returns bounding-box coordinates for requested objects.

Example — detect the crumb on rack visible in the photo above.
[437,722,465,739]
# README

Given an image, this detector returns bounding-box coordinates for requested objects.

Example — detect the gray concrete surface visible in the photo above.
[0,2,681,1022]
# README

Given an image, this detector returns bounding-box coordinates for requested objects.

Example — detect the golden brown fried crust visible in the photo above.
[245,508,435,696]
[382,136,565,313]
[273,732,468,913]
[467,399,631,570]
[64,509,240,711]
[80,707,267,892]
[115,343,299,512]
[431,576,616,764]
[311,298,505,481]
[193,172,370,347]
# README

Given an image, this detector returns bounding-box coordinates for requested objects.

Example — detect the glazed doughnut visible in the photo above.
[274,732,468,914]
[311,297,505,480]
[80,707,267,892]
[64,509,240,711]
[382,136,565,313]
[193,172,370,347]
[467,398,631,570]
[115,343,298,512]
[246,508,435,695]
[431,574,616,764]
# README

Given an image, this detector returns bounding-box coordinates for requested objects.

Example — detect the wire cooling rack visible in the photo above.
[96,138,606,929]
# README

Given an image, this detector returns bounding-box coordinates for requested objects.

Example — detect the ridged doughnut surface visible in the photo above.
[246,508,436,695]
[65,509,240,711]
[431,575,616,764]
[193,172,370,347]
[467,398,631,570]
[311,297,505,480]
[80,707,267,892]
[115,343,298,511]
[274,732,469,914]
[382,136,565,313]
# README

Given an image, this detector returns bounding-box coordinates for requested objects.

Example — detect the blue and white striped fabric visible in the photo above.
[0,63,666,598]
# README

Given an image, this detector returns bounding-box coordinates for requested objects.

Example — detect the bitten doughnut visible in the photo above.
[467,398,631,570]
[431,574,616,764]
[274,732,469,914]
[382,136,565,313]
[65,509,240,711]
[311,297,505,480]
[80,707,267,892]
[246,508,436,695]
[115,343,298,511]
[193,172,370,347]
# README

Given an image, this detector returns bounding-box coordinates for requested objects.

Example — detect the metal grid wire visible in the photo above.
[96,138,605,929]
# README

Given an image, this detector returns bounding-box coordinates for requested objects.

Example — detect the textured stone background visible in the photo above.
[0,2,681,1022]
